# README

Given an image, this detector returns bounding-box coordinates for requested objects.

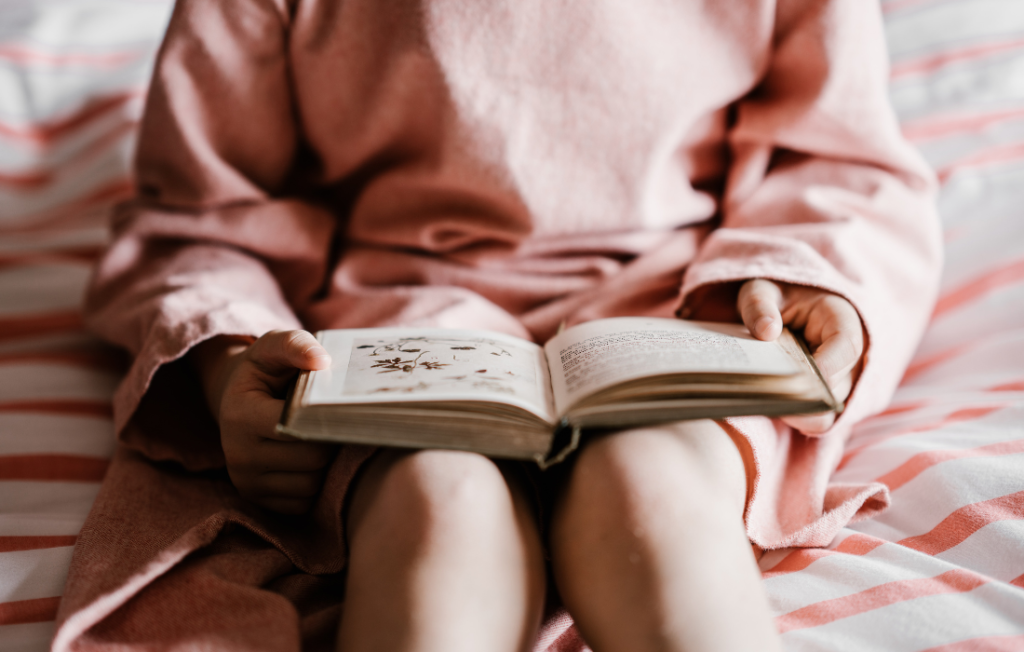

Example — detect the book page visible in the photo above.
[304,328,557,423]
[543,317,800,415]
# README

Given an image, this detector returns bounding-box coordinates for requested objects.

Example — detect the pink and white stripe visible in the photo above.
[757,1,1024,649]
[1,0,1022,650]
[0,2,171,649]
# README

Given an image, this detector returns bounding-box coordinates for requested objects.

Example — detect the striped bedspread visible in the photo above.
[1,0,1022,650]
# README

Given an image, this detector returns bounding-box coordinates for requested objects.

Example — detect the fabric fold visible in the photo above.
[58,0,942,649]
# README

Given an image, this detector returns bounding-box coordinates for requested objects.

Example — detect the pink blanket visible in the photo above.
[53,0,941,649]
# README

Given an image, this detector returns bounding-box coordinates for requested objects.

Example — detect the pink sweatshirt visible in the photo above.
[58,0,941,648]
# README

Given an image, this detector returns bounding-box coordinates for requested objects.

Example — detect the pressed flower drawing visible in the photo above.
[341,335,540,399]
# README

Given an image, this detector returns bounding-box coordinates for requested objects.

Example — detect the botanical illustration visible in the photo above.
[342,335,541,399]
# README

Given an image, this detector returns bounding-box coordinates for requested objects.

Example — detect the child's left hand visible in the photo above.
[737,279,865,434]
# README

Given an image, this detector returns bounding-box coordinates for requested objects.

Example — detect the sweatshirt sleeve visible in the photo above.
[84,0,336,469]
[679,0,943,433]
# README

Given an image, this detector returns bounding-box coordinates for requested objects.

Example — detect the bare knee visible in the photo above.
[339,450,546,652]
[549,423,777,652]
[348,449,515,544]
[557,420,749,531]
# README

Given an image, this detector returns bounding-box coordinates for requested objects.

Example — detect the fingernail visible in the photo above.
[754,316,775,337]
[308,346,330,360]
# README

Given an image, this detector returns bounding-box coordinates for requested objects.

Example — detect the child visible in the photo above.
[56,0,942,650]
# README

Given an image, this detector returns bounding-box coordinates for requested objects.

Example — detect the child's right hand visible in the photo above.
[190,330,336,514]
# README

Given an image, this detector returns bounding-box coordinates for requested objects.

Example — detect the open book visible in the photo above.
[278,317,840,467]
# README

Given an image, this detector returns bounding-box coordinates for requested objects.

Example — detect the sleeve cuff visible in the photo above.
[111,301,300,470]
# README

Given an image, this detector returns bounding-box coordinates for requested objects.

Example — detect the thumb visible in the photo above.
[246,330,332,381]
[737,279,784,341]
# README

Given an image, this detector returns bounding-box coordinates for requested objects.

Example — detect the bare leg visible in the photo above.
[550,420,781,652]
[336,449,546,652]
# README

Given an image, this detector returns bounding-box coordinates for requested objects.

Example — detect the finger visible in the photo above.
[246,330,332,379]
[781,356,854,436]
[737,279,784,341]
[221,391,287,440]
[252,438,337,470]
[779,368,852,434]
[801,297,864,381]
[255,471,325,499]
[811,327,863,381]
[826,370,854,405]
[781,411,836,435]
[220,393,335,466]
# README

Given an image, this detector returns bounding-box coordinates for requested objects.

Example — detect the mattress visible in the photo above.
[0,0,1022,650]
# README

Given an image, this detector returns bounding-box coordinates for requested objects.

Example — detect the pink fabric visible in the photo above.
[56,0,942,649]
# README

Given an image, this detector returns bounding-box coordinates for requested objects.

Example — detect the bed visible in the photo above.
[1,0,1022,650]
